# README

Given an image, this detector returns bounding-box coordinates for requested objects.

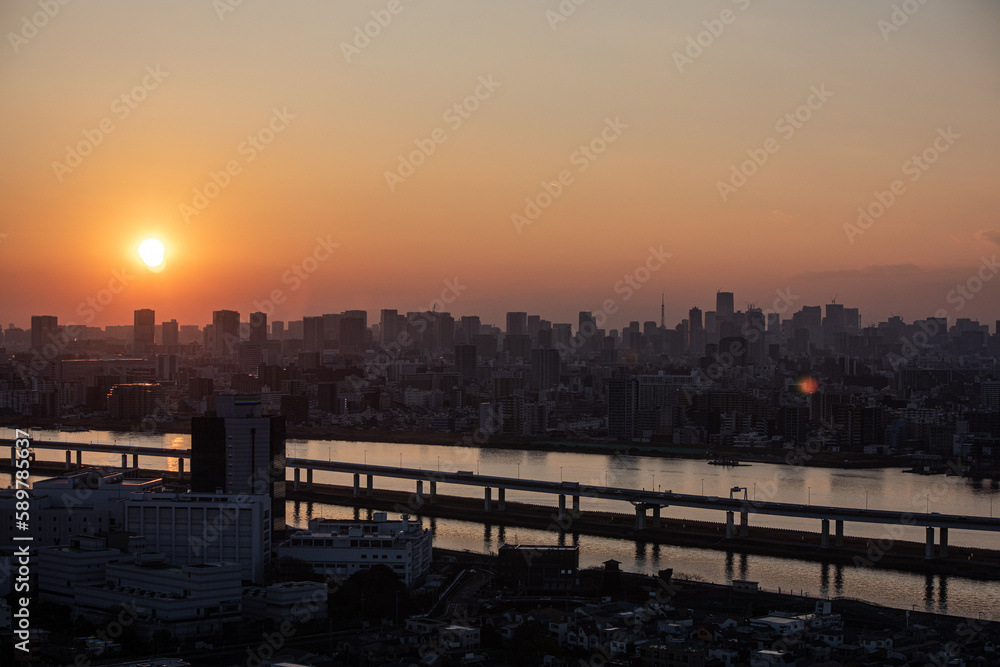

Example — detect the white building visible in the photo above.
[242,580,328,623]
[279,513,431,587]
[123,492,271,583]
[75,555,242,639]
[37,533,143,605]
[0,469,162,548]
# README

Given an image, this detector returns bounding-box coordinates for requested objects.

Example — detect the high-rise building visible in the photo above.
[339,311,366,352]
[133,309,155,351]
[31,315,59,352]
[455,344,477,385]
[191,395,286,533]
[161,319,179,350]
[530,348,560,392]
[688,307,704,354]
[212,310,240,357]
[608,378,638,440]
[506,312,527,337]
[380,309,398,344]
[716,292,734,321]
[578,312,598,354]
[271,320,285,340]
[249,311,268,347]
[303,316,325,352]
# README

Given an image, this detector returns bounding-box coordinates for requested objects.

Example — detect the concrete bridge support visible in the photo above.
[132,454,138,468]
[939,527,948,558]
[925,526,935,560]
[498,487,505,512]
[294,468,300,491]
[416,480,423,504]
[66,450,71,470]
[652,505,661,529]
[558,494,566,521]
[835,520,844,547]
[572,495,580,515]
[430,481,437,504]
[484,487,492,512]
[178,457,184,481]
[725,511,734,539]
[121,453,128,469]
[353,473,360,497]
[366,474,373,497]
[740,511,748,538]
[307,468,313,491]
[76,450,82,468]
[821,519,830,548]
[636,506,647,531]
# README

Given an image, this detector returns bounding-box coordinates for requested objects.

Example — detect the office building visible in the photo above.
[191,395,286,532]
[212,309,240,358]
[716,292,734,321]
[380,309,399,344]
[249,311,267,347]
[162,319,179,350]
[133,309,155,351]
[303,316,325,352]
[530,348,560,392]
[506,312,527,337]
[278,513,432,587]
[75,557,243,639]
[123,491,271,583]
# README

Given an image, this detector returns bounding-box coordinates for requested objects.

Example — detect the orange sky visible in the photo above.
[1,1,998,330]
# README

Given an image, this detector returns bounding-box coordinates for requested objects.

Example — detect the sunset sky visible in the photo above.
[1,0,998,331]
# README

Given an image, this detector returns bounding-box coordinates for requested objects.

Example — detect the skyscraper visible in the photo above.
[303,316,325,352]
[530,348,561,392]
[506,312,527,337]
[212,310,240,357]
[191,395,286,533]
[249,311,268,347]
[162,319,179,350]
[380,309,398,344]
[133,309,155,351]
[716,292,734,321]
[30,315,58,352]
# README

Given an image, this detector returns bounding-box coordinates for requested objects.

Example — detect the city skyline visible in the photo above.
[1,2,999,329]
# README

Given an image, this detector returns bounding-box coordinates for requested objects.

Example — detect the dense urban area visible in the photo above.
[1,292,999,665]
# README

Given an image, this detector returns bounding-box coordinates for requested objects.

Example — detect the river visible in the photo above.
[7,427,999,619]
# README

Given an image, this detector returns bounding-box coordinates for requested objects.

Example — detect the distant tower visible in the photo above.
[660,293,665,329]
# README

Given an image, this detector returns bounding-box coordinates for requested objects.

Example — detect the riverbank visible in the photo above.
[287,481,1000,581]
[2,416,911,470]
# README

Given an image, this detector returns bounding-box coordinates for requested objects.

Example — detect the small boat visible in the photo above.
[708,458,751,467]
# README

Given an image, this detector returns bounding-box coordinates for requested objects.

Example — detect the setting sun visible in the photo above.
[137,238,165,268]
